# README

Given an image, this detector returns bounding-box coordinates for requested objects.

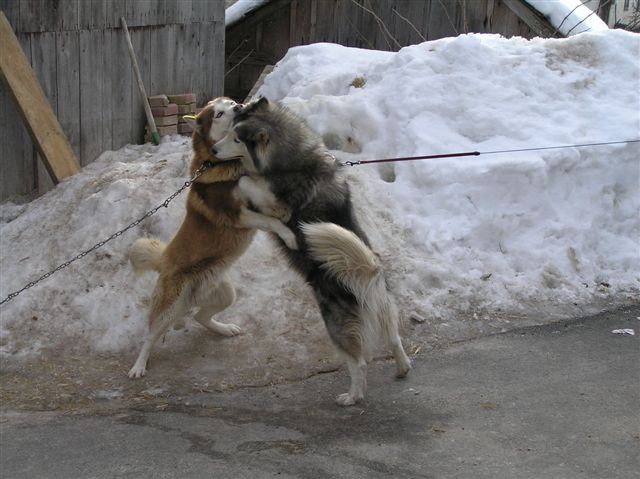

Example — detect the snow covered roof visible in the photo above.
[226,0,608,37]
[525,0,608,36]
[226,0,271,27]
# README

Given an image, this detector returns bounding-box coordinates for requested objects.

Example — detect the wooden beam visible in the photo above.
[244,65,274,103]
[0,11,80,184]
[501,0,562,38]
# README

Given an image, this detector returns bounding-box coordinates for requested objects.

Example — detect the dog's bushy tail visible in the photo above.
[129,238,165,275]
[300,222,400,352]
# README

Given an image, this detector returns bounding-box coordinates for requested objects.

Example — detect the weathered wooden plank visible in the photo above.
[154,0,167,26]
[38,0,77,32]
[56,29,81,162]
[175,0,193,24]
[0,77,37,199]
[353,0,377,48]
[149,25,176,96]
[191,0,207,23]
[167,0,192,24]
[101,0,127,28]
[56,0,79,31]
[206,0,224,22]
[392,0,427,46]
[464,0,491,33]
[130,26,151,143]
[183,22,200,94]
[341,0,367,48]
[31,30,58,193]
[79,29,105,165]
[368,0,398,51]
[244,64,274,102]
[126,0,156,27]
[427,0,461,39]
[78,0,90,29]
[202,19,225,103]
[0,37,38,201]
[501,0,559,37]
[0,0,21,32]
[259,4,291,60]
[313,0,335,43]
[18,0,46,32]
[0,13,79,187]
[174,23,188,94]
[111,21,133,148]
[309,0,317,41]
[101,28,113,152]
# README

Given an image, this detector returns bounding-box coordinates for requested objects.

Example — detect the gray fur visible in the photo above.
[231,98,410,405]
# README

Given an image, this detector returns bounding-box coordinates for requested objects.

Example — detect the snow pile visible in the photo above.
[225,0,269,27]
[1,30,638,362]
[527,0,608,36]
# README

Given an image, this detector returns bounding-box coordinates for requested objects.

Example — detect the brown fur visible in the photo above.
[128,98,258,379]
[151,103,255,321]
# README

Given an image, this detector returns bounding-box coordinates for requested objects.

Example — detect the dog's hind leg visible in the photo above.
[336,351,367,407]
[381,300,412,378]
[389,330,412,378]
[321,302,368,406]
[128,277,189,379]
[193,276,242,337]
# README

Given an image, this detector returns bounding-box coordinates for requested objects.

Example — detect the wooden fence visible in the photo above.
[225,0,552,100]
[0,0,225,200]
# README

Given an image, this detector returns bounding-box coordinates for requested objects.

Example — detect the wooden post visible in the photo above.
[120,17,160,145]
[0,12,80,184]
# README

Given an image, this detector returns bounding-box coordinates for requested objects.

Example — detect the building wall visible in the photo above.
[225,0,543,101]
[584,0,639,27]
[0,0,225,201]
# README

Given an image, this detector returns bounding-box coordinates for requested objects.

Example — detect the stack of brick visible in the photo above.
[169,93,197,136]
[147,95,177,141]
[145,93,198,142]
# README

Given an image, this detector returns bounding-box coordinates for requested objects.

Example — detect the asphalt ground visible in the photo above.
[1,305,638,478]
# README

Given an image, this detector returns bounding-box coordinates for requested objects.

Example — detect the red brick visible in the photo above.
[148,95,169,107]
[177,102,196,114]
[178,123,193,134]
[151,103,178,117]
[153,115,178,126]
[147,124,178,136]
[168,93,196,105]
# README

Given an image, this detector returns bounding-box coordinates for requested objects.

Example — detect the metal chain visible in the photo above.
[0,162,212,307]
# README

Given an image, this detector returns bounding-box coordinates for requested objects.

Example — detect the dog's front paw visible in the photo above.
[335,392,362,407]
[216,323,243,337]
[269,205,291,222]
[128,364,147,379]
[280,229,299,250]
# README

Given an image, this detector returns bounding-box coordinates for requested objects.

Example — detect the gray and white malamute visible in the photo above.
[214,98,411,406]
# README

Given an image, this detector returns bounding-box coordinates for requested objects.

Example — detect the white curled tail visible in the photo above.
[300,222,399,350]
[129,238,165,275]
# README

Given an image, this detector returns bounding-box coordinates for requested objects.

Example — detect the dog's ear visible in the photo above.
[242,97,270,115]
[255,127,269,145]
[183,115,199,134]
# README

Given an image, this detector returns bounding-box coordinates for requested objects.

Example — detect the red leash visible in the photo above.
[341,140,640,167]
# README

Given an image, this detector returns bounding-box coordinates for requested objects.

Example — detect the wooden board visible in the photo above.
[30,30,58,193]
[0,12,79,184]
[56,29,81,161]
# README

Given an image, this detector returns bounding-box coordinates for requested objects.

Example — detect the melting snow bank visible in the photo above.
[1,31,639,363]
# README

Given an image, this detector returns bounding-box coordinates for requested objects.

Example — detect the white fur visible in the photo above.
[128,267,241,379]
[301,222,412,379]
[183,98,239,143]
[214,129,250,164]
[208,98,240,142]
[129,238,165,274]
